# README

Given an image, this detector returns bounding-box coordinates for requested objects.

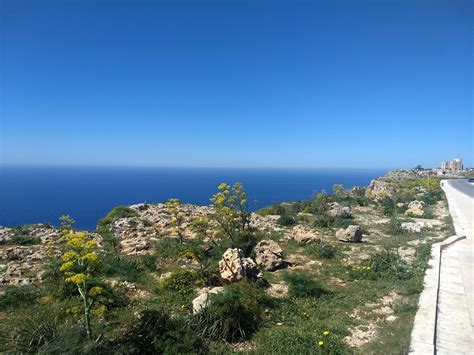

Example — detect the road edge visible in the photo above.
[409,235,466,354]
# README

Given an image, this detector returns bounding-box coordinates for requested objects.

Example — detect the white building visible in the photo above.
[441,158,463,171]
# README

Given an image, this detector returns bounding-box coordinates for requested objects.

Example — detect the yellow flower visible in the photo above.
[65,273,87,284]
[88,286,103,297]
[323,331,330,335]
[82,252,99,263]
[367,267,371,270]
[318,341,324,346]
[60,261,74,272]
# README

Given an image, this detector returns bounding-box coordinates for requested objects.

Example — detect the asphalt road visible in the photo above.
[448,179,474,198]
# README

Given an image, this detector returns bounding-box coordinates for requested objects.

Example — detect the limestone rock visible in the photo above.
[327,202,352,219]
[405,200,424,217]
[254,240,284,271]
[192,286,225,314]
[219,248,262,282]
[365,179,394,200]
[336,225,363,243]
[401,222,423,233]
[291,226,321,244]
[266,283,289,299]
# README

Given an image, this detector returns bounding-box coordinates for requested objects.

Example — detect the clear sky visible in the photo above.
[1,0,472,169]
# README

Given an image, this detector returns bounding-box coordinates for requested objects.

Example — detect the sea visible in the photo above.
[0,166,386,230]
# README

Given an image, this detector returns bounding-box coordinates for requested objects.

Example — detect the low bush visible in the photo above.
[192,282,274,342]
[97,206,139,228]
[393,299,418,314]
[313,215,352,229]
[101,309,205,354]
[307,240,337,259]
[284,272,327,298]
[366,250,412,281]
[388,216,404,235]
[10,227,41,245]
[381,197,396,216]
[257,204,286,216]
[162,270,200,295]
[1,304,68,353]
[100,255,145,283]
[0,285,40,310]
[277,214,297,227]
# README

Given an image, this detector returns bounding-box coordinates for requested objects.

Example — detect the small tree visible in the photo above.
[165,198,186,243]
[210,182,250,244]
[60,232,103,340]
[313,190,330,214]
[59,214,75,232]
[333,184,344,197]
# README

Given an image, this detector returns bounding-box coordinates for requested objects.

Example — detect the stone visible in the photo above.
[192,286,225,314]
[401,222,423,233]
[291,226,321,244]
[266,283,289,299]
[405,200,424,217]
[336,225,363,243]
[219,248,262,282]
[254,240,284,271]
[326,202,352,219]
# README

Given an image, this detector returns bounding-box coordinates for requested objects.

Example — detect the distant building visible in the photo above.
[441,158,463,171]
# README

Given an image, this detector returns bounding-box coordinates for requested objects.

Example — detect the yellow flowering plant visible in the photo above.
[164,198,187,243]
[60,232,103,340]
[210,182,250,244]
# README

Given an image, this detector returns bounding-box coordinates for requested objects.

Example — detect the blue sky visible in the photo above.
[1,0,472,169]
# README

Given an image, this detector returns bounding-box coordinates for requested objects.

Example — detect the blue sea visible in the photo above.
[0,166,386,230]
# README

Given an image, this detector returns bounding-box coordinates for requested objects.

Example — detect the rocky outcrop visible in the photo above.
[365,179,394,200]
[327,202,352,219]
[405,200,424,217]
[0,227,12,244]
[336,225,363,243]
[254,240,284,271]
[291,226,321,244]
[192,286,225,314]
[219,248,262,282]
[108,204,278,256]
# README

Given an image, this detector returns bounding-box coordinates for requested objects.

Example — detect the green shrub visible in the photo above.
[366,250,412,281]
[393,299,418,314]
[277,214,297,227]
[284,272,327,298]
[314,215,331,228]
[192,282,273,342]
[97,206,139,227]
[162,270,199,295]
[313,215,352,229]
[100,255,145,283]
[257,204,286,216]
[101,309,205,354]
[10,227,41,245]
[0,285,40,310]
[307,241,336,259]
[381,197,396,216]
[0,304,86,354]
[153,237,205,260]
[401,276,424,295]
[388,216,404,235]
